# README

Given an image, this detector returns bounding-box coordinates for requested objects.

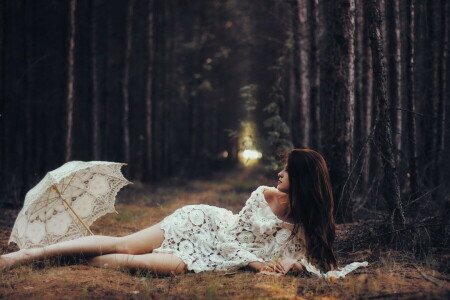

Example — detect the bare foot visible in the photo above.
[0,248,41,270]
[0,253,20,271]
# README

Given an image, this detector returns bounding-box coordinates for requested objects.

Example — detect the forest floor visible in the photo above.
[0,166,449,299]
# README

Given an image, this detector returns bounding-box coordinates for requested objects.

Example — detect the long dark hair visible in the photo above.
[285,149,337,271]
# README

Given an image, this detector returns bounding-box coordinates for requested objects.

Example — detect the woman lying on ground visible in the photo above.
[1,149,337,276]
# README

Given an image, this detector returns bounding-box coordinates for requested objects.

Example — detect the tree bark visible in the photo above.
[430,1,441,189]
[144,0,154,181]
[90,0,100,160]
[385,0,402,165]
[23,0,35,188]
[163,0,172,175]
[297,0,310,147]
[405,0,419,198]
[435,0,447,189]
[320,0,355,222]
[365,0,406,227]
[0,0,4,186]
[362,2,373,189]
[122,0,133,168]
[308,0,320,151]
[65,0,76,162]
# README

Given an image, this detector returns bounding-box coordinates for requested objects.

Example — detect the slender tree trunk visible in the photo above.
[320,0,355,222]
[297,0,310,147]
[290,0,301,147]
[362,4,373,189]
[365,0,406,228]
[144,0,154,181]
[122,0,133,167]
[90,0,100,160]
[163,0,172,175]
[385,0,402,165]
[444,0,450,193]
[0,0,4,186]
[189,15,201,169]
[405,0,419,198]
[287,0,297,140]
[65,0,76,162]
[354,0,362,143]
[435,0,447,189]
[308,0,320,151]
[430,1,441,187]
[23,0,35,188]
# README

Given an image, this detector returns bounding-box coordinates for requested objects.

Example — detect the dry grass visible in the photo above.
[1,166,449,299]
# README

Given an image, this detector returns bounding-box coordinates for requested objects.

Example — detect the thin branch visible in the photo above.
[415,266,443,287]
[391,107,443,120]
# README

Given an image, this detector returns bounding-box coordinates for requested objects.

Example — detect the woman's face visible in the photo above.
[277,168,289,193]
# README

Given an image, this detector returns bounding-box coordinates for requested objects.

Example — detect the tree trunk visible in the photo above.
[297,0,310,147]
[0,0,4,186]
[122,0,133,168]
[287,0,297,142]
[90,0,100,160]
[385,0,402,165]
[320,0,355,222]
[435,0,447,190]
[361,2,373,189]
[444,0,450,193]
[144,0,154,181]
[65,0,76,162]
[163,0,172,175]
[23,0,35,188]
[289,0,301,147]
[308,0,320,151]
[365,0,406,228]
[405,0,419,198]
[430,1,441,189]
[354,0,363,151]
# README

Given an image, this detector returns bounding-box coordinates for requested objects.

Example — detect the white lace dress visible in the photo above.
[153,186,306,273]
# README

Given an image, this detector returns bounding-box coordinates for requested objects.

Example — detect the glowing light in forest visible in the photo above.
[238,121,262,166]
[242,149,262,160]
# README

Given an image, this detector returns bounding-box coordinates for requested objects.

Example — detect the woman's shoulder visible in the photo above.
[257,185,282,198]
[254,185,277,193]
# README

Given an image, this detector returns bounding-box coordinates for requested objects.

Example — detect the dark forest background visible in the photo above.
[0,0,449,242]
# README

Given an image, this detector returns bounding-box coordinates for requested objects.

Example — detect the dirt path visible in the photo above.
[1,167,449,299]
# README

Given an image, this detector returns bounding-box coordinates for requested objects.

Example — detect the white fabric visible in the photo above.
[299,258,368,279]
[9,161,130,249]
[153,186,306,273]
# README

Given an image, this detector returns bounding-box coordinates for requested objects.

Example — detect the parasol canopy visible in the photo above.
[8,161,131,249]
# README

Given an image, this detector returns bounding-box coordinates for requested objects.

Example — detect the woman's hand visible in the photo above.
[259,258,304,276]
[261,260,286,274]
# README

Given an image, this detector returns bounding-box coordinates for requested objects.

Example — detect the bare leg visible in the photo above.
[1,222,166,270]
[88,253,187,275]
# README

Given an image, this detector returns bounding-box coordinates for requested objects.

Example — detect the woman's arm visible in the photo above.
[247,261,286,274]
[247,261,266,272]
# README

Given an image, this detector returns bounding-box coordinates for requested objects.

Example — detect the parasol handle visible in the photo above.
[51,185,94,235]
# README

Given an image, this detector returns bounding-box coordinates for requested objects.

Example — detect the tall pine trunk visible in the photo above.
[434,0,448,192]
[122,0,134,168]
[65,0,76,162]
[405,0,419,199]
[163,0,172,175]
[320,0,355,222]
[365,0,406,228]
[90,0,100,160]
[23,0,35,188]
[385,0,402,165]
[308,0,320,151]
[0,0,4,187]
[362,2,373,189]
[144,0,154,181]
[297,0,310,147]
